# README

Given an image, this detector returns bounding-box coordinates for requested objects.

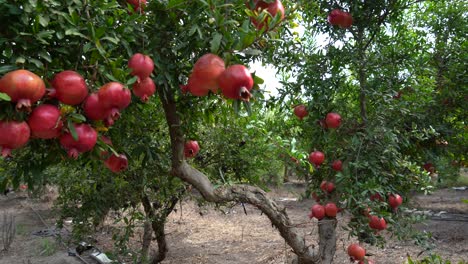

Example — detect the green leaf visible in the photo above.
[105,73,119,82]
[242,101,252,116]
[65,28,87,39]
[0,92,11,101]
[0,65,17,74]
[126,76,138,86]
[70,113,86,123]
[210,32,223,54]
[68,120,78,141]
[243,48,262,56]
[29,58,43,68]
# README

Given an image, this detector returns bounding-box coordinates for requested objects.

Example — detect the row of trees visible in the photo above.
[0,0,465,263]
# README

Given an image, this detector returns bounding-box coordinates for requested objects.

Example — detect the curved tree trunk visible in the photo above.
[157,84,321,263]
[318,219,337,264]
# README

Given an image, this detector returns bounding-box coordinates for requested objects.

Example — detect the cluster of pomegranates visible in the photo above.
[181,53,255,102]
[0,53,156,173]
[327,9,353,28]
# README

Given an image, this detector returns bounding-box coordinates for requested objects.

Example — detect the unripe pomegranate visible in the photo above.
[250,0,285,30]
[186,54,225,96]
[49,70,88,105]
[0,120,30,157]
[27,104,63,139]
[324,202,338,217]
[59,123,97,159]
[132,77,156,102]
[218,65,254,101]
[0,70,45,111]
[309,151,325,167]
[97,82,131,122]
[293,105,308,120]
[128,53,154,80]
[310,204,325,220]
[184,140,200,158]
[347,243,366,261]
[369,215,387,230]
[388,194,403,210]
[104,153,128,173]
[331,160,343,171]
[325,112,341,129]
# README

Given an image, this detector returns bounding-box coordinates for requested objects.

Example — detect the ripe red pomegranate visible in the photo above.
[104,153,128,173]
[218,65,254,101]
[132,77,156,102]
[388,194,403,210]
[320,181,335,193]
[324,202,338,217]
[127,0,147,12]
[0,120,31,157]
[184,140,200,158]
[328,9,353,28]
[331,160,343,171]
[27,104,63,139]
[293,105,308,120]
[128,53,154,80]
[310,204,325,220]
[423,162,435,173]
[347,243,366,261]
[59,123,98,159]
[369,215,387,230]
[0,70,45,111]
[250,0,285,30]
[370,193,384,202]
[309,151,325,167]
[84,93,109,121]
[325,112,341,128]
[49,70,88,105]
[97,82,131,121]
[186,54,225,96]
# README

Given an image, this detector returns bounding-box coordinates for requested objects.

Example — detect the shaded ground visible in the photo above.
[0,184,467,264]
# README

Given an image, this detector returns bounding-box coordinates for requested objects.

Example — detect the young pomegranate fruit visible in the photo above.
[59,123,98,159]
[97,82,131,122]
[325,112,341,129]
[369,215,387,231]
[104,153,128,173]
[309,204,325,220]
[218,65,254,101]
[184,140,200,158]
[0,69,46,111]
[324,202,338,217]
[27,104,63,139]
[186,53,225,96]
[49,70,88,105]
[347,243,366,261]
[128,53,154,80]
[249,0,285,30]
[0,120,31,157]
[132,77,156,102]
[388,194,403,210]
[293,104,308,120]
[331,160,343,171]
[309,151,325,167]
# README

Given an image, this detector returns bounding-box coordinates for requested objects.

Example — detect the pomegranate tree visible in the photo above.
[0,70,46,111]
[0,120,31,157]
[293,104,308,120]
[184,140,200,158]
[49,70,88,105]
[59,123,98,159]
[186,53,225,96]
[218,65,254,101]
[27,104,63,139]
[128,53,154,80]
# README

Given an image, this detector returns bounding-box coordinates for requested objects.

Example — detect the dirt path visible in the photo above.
[0,186,467,264]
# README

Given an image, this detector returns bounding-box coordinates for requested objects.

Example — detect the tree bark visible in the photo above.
[318,219,337,264]
[157,84,320,263]
[141,220,153,263]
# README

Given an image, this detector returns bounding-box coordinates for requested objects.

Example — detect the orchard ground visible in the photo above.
[0,175,467,264]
